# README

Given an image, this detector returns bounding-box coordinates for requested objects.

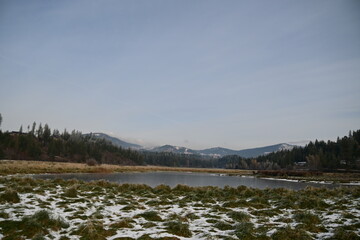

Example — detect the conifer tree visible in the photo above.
[37,123,43,138]
[31,122,36,135]
[43,124,51,143]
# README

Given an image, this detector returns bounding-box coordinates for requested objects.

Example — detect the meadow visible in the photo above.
[0,160,359,239]
[0,176,359,240]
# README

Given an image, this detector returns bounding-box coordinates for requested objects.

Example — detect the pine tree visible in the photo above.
[37,123,43,138]
[52,129,60,138]
[31,122,36,135]
[43,124,51,143]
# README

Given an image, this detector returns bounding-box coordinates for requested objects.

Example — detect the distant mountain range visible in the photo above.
[86,133,142,149]
[150,143,296,158]
[87,132,304,158]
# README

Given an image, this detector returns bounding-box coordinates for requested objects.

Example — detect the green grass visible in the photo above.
[32,234,46,240]
[293,211,325,233]
[329,227,360,240]
[0,177,359,239]
[137,211,163,221]
[63,186,78,198]
[297,196,329,210]
[110,218,135,229]
[271,226,313,240]
[165,220,192,237]
[73,218,116,240]
[228,211,251,222]
[0,210,69,239]
[234,222,255,240]
[0,188,20,203]
[252,209,281,217]
[0,211,9,219]
[185,212,199,220]
[214,221,233,230]
[293,211,321,225]
[167,213,188,222]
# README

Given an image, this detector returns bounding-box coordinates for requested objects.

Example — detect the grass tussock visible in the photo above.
[0,211,9,219]
[214,221,234,231]
[228,211,250,222]
[294,211,325,233]
[110,218,135,229]
[167,213,188,222]
[328,227,360,240]
[153,184,172,194]
[138,211,163,221]
[32,234,46,240]
[297,196,329,210]
[271,226,312,240]
[0,210,69,239]
[234,222,255,240]
[165,220,192,237]
[73,218,115,240]
[185,212,199,221]
[63,186,78,198]
[0,188,20,203]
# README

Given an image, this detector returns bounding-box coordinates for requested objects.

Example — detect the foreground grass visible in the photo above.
[0,160,253,175]
[0,177,359,239]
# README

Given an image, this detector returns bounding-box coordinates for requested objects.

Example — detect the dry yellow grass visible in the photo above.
[0,160,253,175]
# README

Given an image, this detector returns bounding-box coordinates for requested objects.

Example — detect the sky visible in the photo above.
[0,0,359,150]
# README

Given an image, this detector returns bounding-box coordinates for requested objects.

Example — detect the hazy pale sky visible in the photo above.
[1,0,359,149]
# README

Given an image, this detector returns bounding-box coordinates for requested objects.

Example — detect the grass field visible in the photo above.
[0,177,359,239]
[0,160,359,239]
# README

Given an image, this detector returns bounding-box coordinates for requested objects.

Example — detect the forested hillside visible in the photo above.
[0,120,211,167]
[0,122,144,165]
[219,130,360,170]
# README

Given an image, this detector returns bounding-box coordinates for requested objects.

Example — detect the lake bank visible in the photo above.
[0,177,359,239]
[0,160,252,175]
[1,160,360,184]
[32,172,348,190]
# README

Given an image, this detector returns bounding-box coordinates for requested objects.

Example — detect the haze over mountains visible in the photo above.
[89,132,304,158]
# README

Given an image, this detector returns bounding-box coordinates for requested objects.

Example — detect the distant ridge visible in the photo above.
[150,145,198,155]
[150,143,297,158]
[86,132,301,158]
[234,143,295,158]
[86,133,142,149]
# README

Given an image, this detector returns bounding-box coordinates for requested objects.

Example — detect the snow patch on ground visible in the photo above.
[0,180,359,239]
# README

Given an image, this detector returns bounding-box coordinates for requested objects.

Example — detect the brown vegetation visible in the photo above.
[0,160,253,175]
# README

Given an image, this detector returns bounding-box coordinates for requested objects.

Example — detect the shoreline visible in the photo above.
[1,160,360,184]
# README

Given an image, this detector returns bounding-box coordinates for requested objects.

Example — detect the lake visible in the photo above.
[32,171,342,190]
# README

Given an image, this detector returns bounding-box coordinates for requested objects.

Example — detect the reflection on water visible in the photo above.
[33,172,340,190]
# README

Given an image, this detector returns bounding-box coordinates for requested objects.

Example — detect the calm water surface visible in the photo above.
[33,172,340,190]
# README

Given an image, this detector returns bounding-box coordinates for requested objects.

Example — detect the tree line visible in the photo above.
[0,116,211,167]
[218,130,360,170]
[0,121,144,165]
[0,114,359,170]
